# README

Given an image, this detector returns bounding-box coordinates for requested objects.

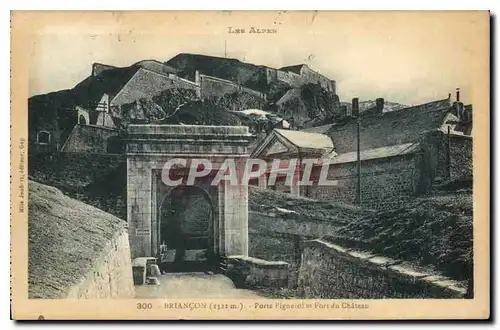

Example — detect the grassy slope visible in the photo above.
[250,181,472,282]
[330,179,473,281]
[249,186,373,222]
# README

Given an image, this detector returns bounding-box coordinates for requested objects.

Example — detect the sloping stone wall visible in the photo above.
[28,181,134,299]
[200,74,266,100]
[300,66,336,93]
[271,66,336,93]
[61,124,119,154]
[66,228,135,299]
[297,239,467,299]
[248,211,350,288]
[276,70,303,87]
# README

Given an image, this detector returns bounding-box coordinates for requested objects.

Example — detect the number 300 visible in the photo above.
[137,303,153,309]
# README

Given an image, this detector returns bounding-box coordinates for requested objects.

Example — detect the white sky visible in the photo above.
[26,11,489,105]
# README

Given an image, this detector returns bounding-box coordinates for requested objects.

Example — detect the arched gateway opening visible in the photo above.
[159,185,215,272]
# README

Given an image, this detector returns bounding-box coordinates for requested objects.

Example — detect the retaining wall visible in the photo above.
[297,239,467,299]
[66,228,135,299]
[61,124,119,154]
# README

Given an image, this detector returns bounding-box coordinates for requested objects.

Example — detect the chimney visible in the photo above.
[352,98,359,117]
[338,105,348,120]
[455,88,462,121]
[195,70,201,86]
[375,98,385,113]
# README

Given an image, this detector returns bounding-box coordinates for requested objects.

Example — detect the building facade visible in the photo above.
[251,95,473,210]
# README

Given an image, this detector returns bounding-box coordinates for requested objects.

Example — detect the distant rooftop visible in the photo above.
[279,64,307,74]
[323,98,453,154]
[275,128,334,152]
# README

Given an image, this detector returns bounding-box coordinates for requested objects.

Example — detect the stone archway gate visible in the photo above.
[125,124,253,260]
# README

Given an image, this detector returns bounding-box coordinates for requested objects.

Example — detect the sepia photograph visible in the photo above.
[10,10,490,320]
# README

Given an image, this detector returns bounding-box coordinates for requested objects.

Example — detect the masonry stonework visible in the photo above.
[199,74,266,101]
[450,135,473,179]
[420,130,473,184]
[268,65,336,94]
[276,70,303,87]
[66,228,135,299]
[298,239,467,299]
[61,124,119,154]
[224,255,289,288]
[248,211,360,288]
[125,124,253,259]
[300,66,336,93]
[298,154,419,210]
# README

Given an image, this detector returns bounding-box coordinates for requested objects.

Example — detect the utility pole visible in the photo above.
[356,116,361,206]
[224,40,227,58]
[447,125,451,178]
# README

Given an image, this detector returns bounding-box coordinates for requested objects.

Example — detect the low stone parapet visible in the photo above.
[224,255,289,288]
[132,257,160,286]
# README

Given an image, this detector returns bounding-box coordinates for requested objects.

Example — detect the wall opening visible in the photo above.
[79,115,87,125]
[37,131,51,144]
[159,185,215,272]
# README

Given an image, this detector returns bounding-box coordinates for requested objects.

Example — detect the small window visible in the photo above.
[37,131,51,145]
[78,115,87,125]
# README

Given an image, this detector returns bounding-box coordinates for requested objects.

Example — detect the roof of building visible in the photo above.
[279,64,307,74]
[237,109,274,118]
[323,142,420,165]
[28,181,127,299]
[251,128,335,158]
[324,98,452,154]
[134,60,178,75]
[73,61,180,107]
[111,68,171,105]
[73,66,140,106]
[275,129,334,151]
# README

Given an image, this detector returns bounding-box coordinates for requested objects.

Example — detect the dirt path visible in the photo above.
[134,272,265,299]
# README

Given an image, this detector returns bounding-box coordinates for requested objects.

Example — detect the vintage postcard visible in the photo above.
[11,11,490,320]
